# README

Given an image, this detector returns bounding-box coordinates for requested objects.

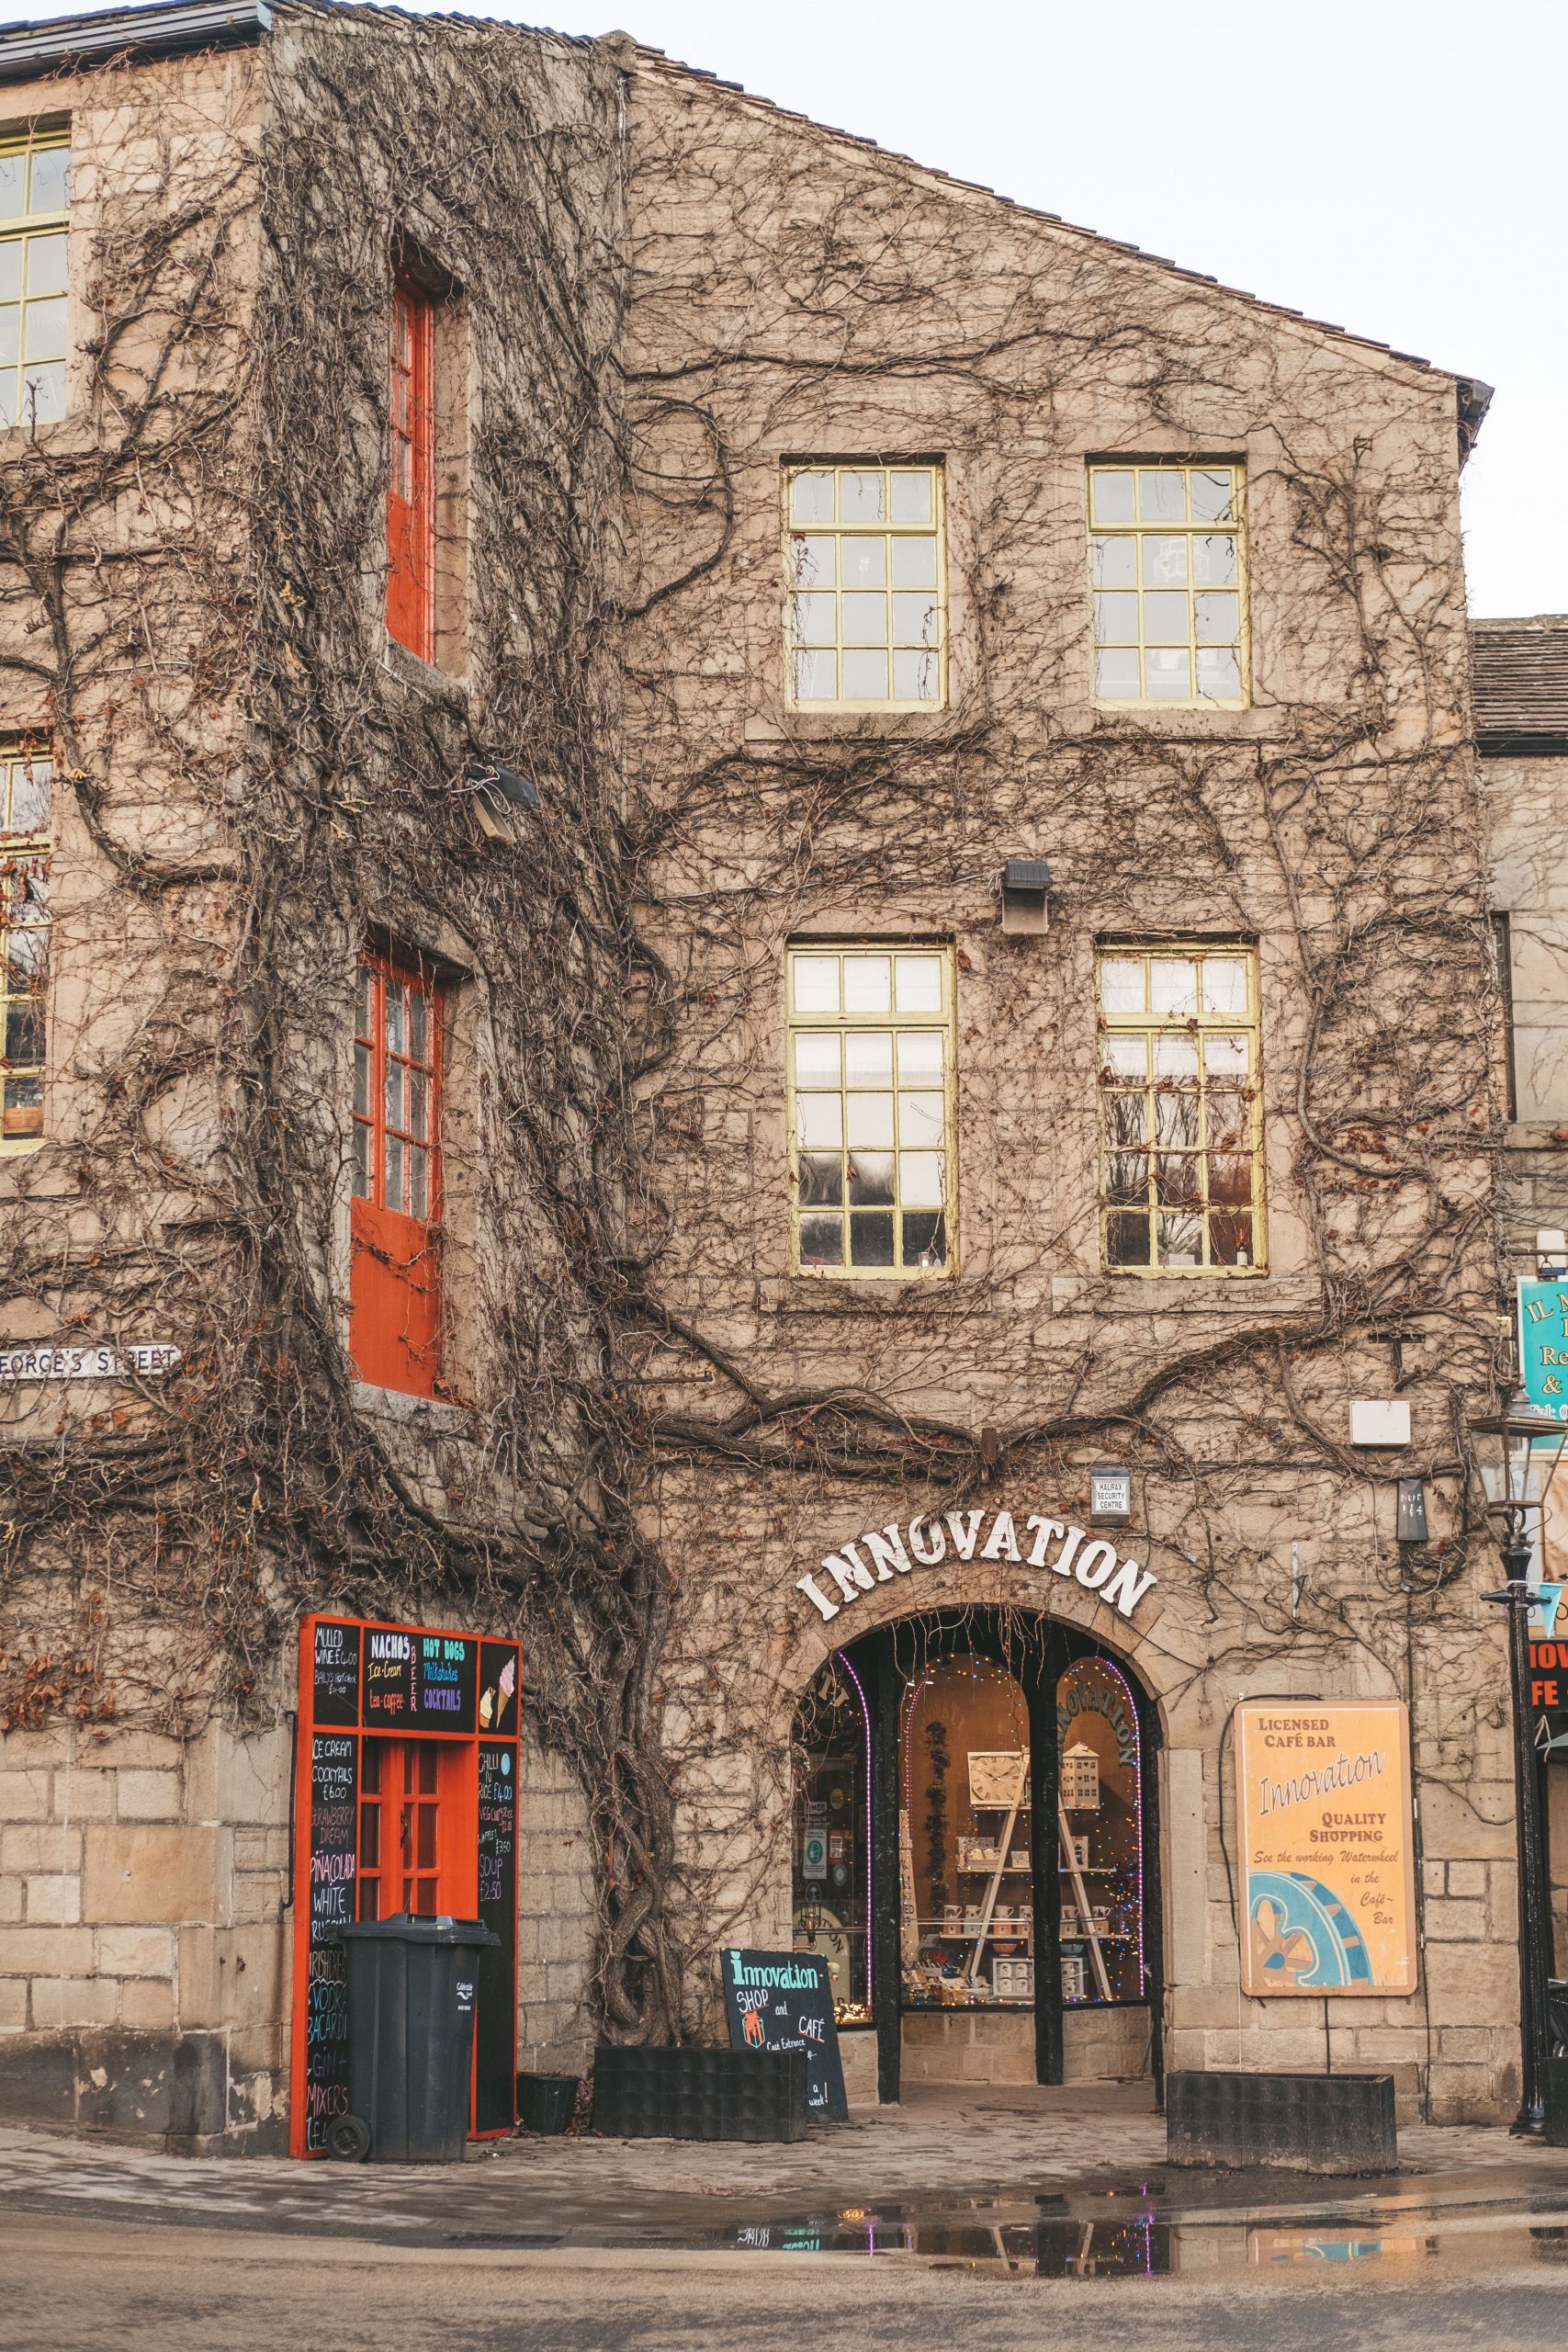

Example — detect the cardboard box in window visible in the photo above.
[993,1957,1033,1999]
[1061,1954,1087,2002]
[967,1750,1031,1808]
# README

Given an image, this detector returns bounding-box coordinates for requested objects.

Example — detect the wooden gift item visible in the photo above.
[1061,1742,1101,1810]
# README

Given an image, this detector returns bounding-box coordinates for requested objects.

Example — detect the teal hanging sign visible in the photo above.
[1517,1279,1568,1440]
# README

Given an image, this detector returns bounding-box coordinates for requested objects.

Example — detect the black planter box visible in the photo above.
[1544,2055,1568,2146]
[516,2072,579,2135]
[1166,2070,1397,2175]
[592,2044,810,2143]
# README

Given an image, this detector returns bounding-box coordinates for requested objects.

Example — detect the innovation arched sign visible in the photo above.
[795,1505,1157,1627]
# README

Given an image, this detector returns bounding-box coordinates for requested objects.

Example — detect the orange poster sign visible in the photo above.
[1235,1702,1416,1998]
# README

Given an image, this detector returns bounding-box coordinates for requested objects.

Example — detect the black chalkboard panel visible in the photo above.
[474,1740,519,2133]
[361,1624,479,1732]
[304,1733,357,2151]
[310,1621,360,1726]
[410,1629,478,1730]
[478,1640,520,1737]
[722,1948,847,2123]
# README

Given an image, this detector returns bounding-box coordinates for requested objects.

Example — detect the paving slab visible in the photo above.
[3,2078,1568,2256]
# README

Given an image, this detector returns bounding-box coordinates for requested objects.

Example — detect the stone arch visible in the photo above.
[770,1534,1190,1756]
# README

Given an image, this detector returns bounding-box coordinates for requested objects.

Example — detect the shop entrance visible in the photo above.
[290,1614,522,2155]
[789,1611,1162,2102]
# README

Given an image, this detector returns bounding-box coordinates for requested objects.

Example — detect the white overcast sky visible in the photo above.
[22,0,1563,614]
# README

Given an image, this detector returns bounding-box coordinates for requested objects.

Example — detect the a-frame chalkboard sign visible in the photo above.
[722,1947,849,2122]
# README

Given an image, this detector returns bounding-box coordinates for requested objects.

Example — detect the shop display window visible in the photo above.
[1056,1656,1145,2006]
[900,1653,1034,2008]
[791,1657,872,2021]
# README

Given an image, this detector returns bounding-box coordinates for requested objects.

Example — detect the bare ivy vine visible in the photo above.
[0,5,1508,2052]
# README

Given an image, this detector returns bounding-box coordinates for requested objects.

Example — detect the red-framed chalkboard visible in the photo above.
[290,1612,521,2158]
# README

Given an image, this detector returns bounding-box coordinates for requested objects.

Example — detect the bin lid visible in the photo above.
[333,1914,502,1948]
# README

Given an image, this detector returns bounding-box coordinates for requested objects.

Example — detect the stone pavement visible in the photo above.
[3,2080,1568,2251]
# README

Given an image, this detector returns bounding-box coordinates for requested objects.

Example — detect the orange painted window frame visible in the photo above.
[388,270,436,661]
[350,949,444,1397]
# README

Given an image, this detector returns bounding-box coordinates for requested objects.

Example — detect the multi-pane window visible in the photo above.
[1,742,51,1148]
[350,954,443,1395]
[0,125,69,429]
[1089,463,1247,706]
[353,958,438,1219]
[787,944,954,1276]
[784,465,944,710]
[1097,944,1263,1273]
[357,1740,442,1921]
[388,270,435,660]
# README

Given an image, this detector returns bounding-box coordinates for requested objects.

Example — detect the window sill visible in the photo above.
[745,707,953,744]
[0,1136,44,1160]
[1070,702,1291,743]
[771,1275,964,1316]
[352,1380,474,1438]
[379,636,469,705]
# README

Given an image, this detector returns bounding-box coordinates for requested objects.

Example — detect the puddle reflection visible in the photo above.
[712,2198,1568,2279]
[721,2203,1172,2277]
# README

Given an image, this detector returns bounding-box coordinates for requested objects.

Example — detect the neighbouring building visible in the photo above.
[0,0,1529,2151]
[1475,614,1568,1976]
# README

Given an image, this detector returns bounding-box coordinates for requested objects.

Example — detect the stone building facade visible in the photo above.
[0,0,1527,2148]
[1475,614,1568,1972]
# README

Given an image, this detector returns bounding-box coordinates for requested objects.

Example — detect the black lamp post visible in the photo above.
[1472,1386,1565,2137]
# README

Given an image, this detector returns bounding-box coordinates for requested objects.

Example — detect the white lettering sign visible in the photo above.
[0,1343,183,1383]
[795,1505,1157,1626]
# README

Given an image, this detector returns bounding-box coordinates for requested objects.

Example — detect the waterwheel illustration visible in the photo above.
[1247,1871,1372,1989]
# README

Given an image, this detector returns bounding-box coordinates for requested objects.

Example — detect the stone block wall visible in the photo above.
[1156,1733,1522,2126]
[515,1735,597,2077]
[0,1722,291,2150]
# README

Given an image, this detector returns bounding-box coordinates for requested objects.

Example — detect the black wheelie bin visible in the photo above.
[326,1913,501,2162]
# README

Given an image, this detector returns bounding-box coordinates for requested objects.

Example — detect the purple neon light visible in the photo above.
[837,1651,874,2004]
[1084,1652,1145,1997]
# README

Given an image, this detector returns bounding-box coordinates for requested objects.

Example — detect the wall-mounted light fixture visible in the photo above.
[467,758,540,843]
[1089,1463,1132,1525]
[1538,1229,1568,1280]
[999,858,1051,939]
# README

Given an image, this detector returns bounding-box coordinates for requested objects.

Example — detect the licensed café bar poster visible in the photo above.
[1235,1702,1416,1998]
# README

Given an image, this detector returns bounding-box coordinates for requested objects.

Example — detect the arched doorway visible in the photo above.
[789,1609,1162,2101]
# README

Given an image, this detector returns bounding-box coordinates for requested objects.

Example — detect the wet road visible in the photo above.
[7,2211,1568,2350]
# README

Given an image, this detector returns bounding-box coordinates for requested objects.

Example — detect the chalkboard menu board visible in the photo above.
[475,1740,518,2134]
[291,1616,522,2160]
[722,1947,848,2123]
[304,1733,357,2151]
[311,1621,360,1726]
[479,1641,519,1737]
[361,1625,479,1731]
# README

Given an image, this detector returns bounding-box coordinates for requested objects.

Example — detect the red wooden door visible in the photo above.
[357,1738,474,1918]
[388,273,435,661]
[350,954,442,1396]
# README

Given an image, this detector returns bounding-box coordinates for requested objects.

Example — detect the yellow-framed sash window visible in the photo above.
[1088,462,1247,706]
[784,464,945,711]
[0,124,69,430]
[788,944,955,1277]
[1,741,52,1148]
[1097,944,1263,1273]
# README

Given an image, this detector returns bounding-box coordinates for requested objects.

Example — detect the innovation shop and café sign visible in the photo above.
[795,1506,1157,1626]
